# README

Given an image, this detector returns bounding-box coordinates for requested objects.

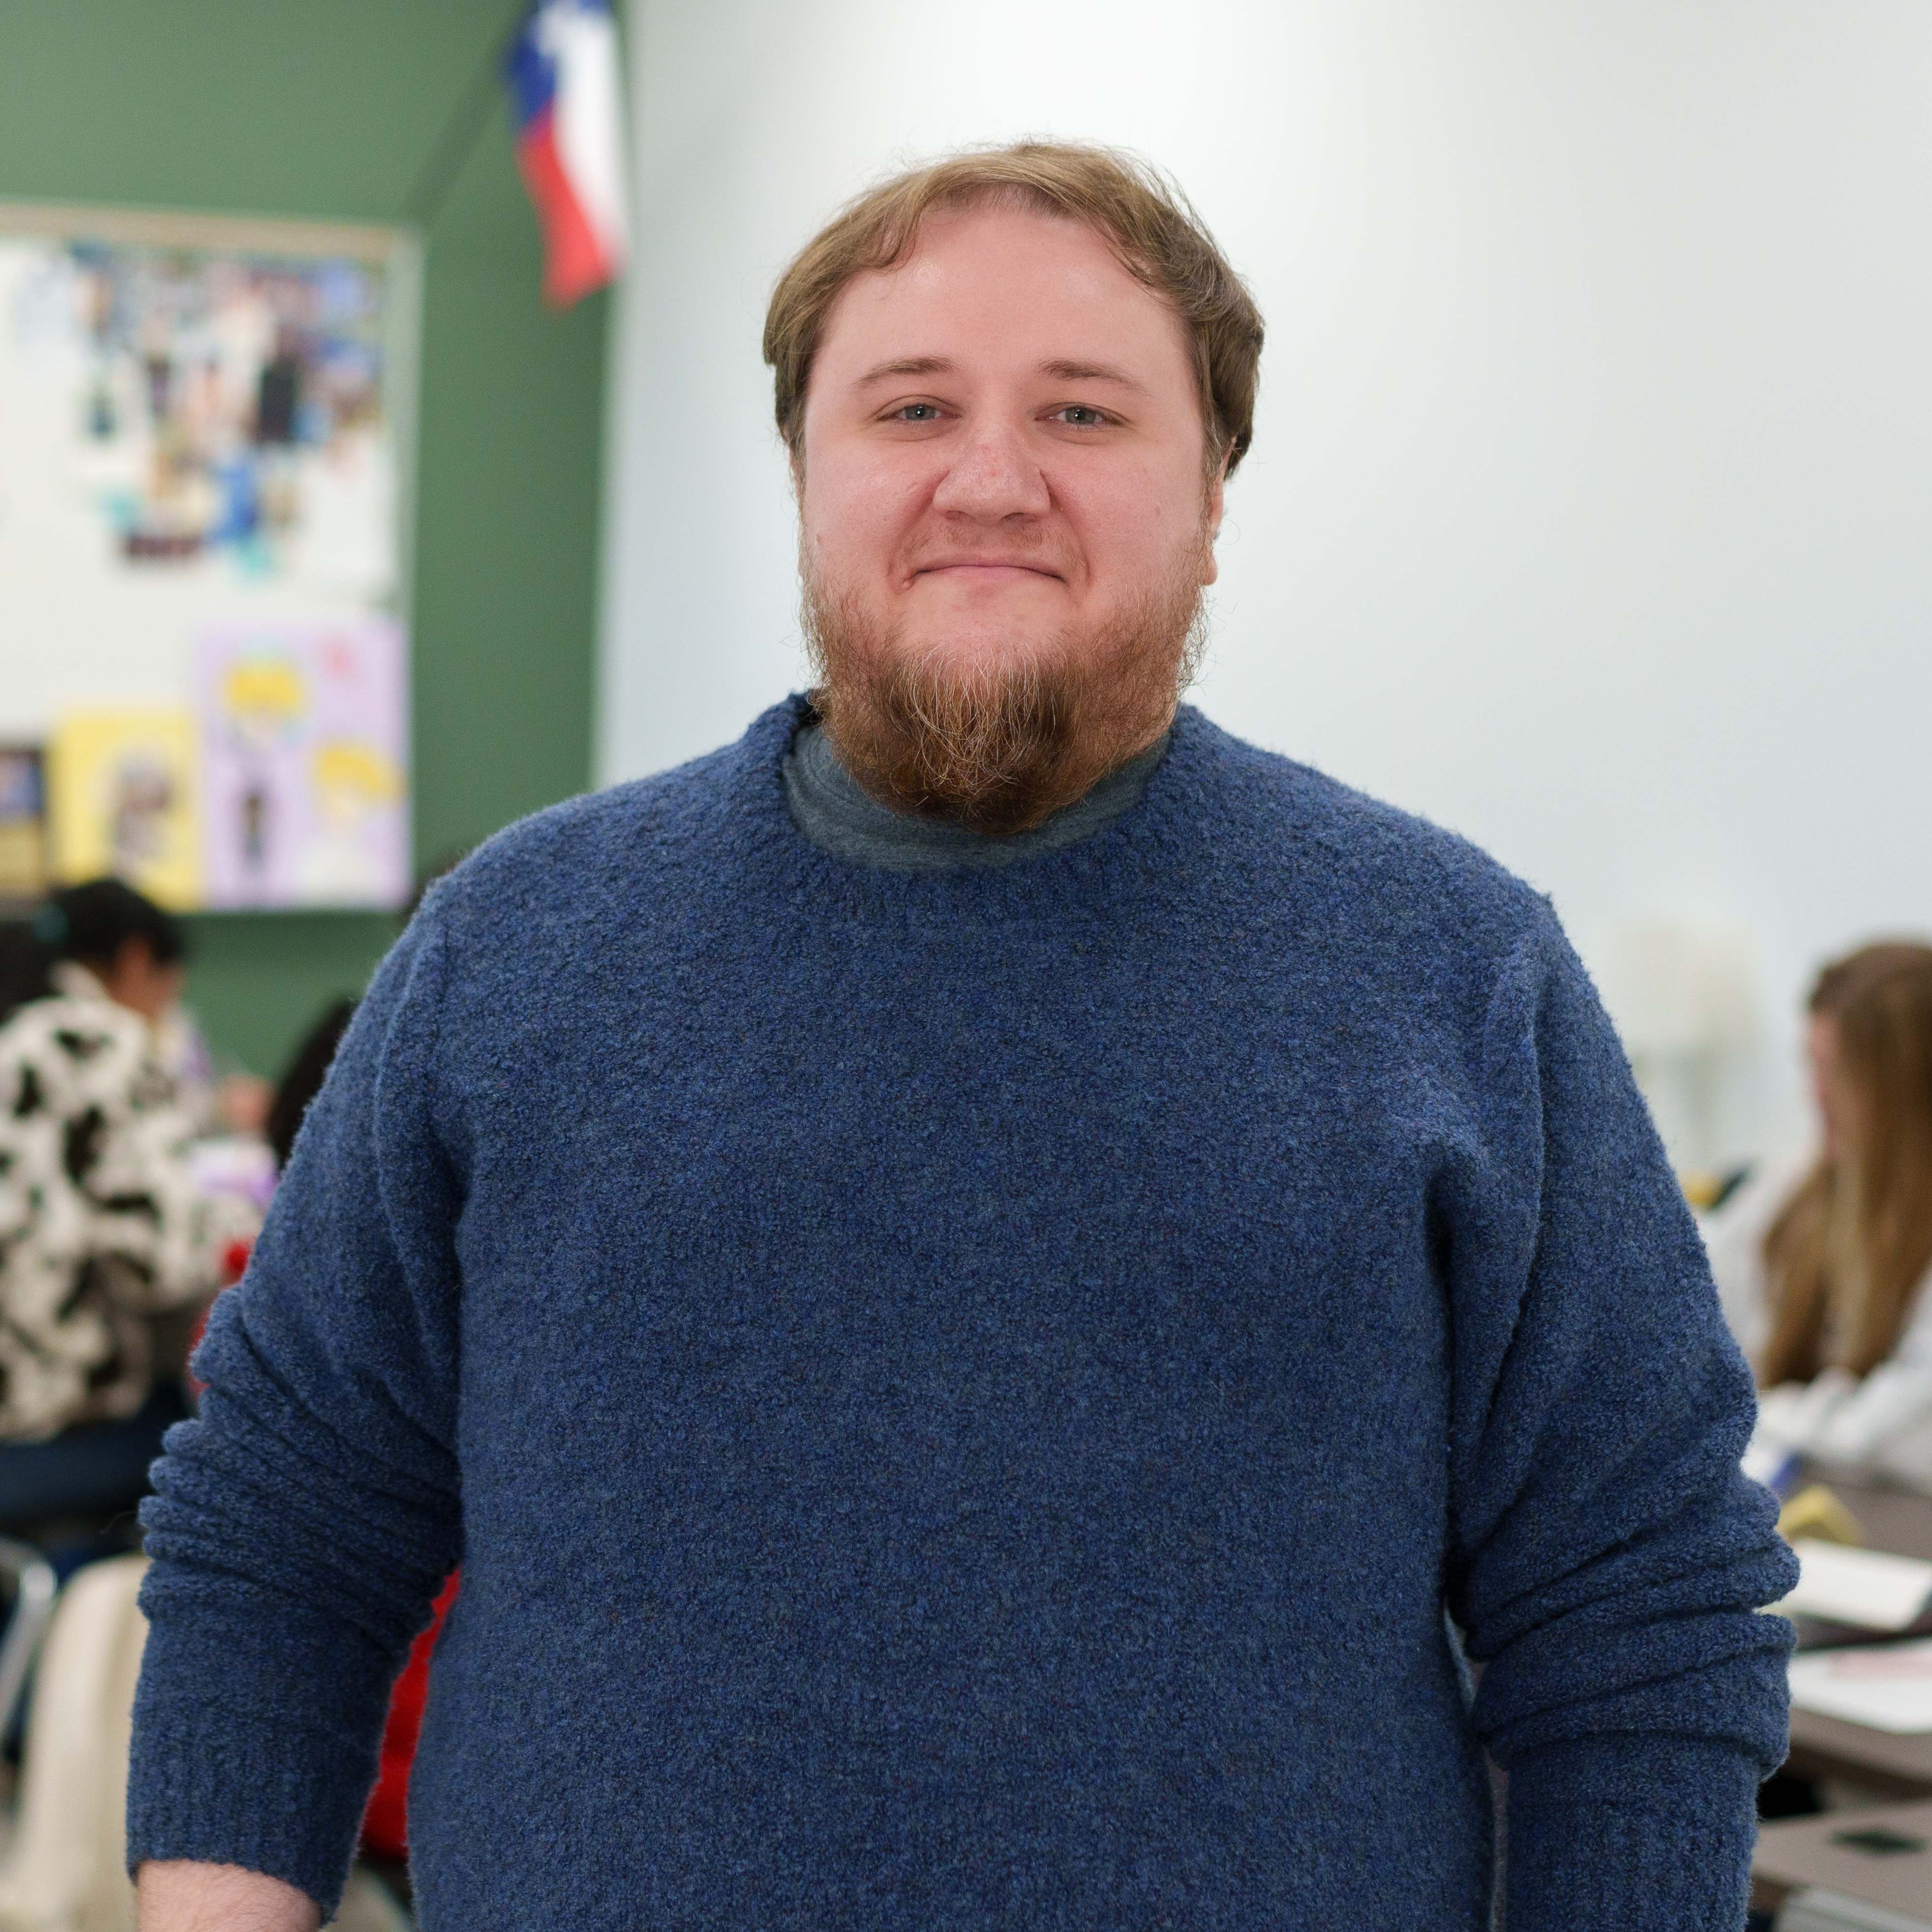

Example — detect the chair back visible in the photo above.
[0,1540,57,1748]
[0,1554,148,1932]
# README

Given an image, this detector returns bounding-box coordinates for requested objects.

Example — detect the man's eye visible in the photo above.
[891,402,943,422]
[1054,405,1109,428]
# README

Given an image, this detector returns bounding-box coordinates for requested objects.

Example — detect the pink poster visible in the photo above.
[195,617,409,909]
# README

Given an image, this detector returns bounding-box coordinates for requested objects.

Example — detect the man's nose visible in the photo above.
[931,417,1051,521]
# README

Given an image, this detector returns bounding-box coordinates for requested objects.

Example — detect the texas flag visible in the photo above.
[503,0,630,309]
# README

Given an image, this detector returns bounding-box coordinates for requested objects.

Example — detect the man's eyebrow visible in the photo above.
[851,355,1148,392]
[855,356,954,385]
[1039,359,1146,392]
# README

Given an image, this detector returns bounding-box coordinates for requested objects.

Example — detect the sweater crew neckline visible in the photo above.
[781,710,1170,874]
[754,693,1199,903]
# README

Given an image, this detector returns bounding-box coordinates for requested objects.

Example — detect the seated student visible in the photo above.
[1709,941,1932,1478]
[0,880,257,1530]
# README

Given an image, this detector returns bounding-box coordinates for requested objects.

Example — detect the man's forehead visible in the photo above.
[813,209,1190,381]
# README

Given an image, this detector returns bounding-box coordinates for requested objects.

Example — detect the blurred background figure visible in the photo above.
[264,995,356,1173]
[152,1002,272,1149]
[0,881,260,1536]
[1709,942,1932,1482]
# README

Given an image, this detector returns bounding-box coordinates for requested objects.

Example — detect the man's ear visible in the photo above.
[1200,465,1228,587]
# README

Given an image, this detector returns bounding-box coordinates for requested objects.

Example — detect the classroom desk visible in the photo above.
[1752,1796,1932,1922]
[1783,1474,1932,1797]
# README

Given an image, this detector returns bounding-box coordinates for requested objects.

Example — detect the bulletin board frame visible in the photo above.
[0,201,424,913]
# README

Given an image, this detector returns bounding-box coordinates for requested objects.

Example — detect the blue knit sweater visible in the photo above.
[128,697,1795,1930]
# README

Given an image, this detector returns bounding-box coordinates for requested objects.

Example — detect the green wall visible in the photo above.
[0,0,610,1075]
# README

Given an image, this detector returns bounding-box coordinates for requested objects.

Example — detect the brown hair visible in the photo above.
[762,141,1265,481]
[1760,941,1932,1385]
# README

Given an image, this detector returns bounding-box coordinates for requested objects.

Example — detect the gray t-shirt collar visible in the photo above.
[782,717,1169,872]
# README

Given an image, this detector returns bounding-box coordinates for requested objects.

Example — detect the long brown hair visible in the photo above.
[1760,942,1932,1384]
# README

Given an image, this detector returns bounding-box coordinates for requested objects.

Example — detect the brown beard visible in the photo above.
[801,552,1210,837]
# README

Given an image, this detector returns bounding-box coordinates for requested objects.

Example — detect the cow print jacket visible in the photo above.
[0,972,254,1442]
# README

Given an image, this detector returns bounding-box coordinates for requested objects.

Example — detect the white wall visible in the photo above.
[599,0,1932,1167]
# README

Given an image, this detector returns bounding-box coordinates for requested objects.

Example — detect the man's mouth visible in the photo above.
[912,560,1064,582]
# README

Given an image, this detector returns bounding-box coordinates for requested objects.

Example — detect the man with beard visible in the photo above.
[130,145,1793,1932]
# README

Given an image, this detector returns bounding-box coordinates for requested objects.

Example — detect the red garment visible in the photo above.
[183,1243,252,1404]
[361,1573,459,1860]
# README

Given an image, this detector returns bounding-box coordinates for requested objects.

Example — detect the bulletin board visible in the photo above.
[0,202,420,910]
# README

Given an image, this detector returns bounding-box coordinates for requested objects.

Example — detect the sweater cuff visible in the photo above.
[126,1647,384,1919]
[1503,1733,1762,1932]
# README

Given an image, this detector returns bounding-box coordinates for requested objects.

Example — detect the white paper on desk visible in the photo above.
[1789,1638,1932,1733]
[1773,1539,1932,1631]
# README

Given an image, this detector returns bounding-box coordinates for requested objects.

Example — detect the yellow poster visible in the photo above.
[48,710,202,909]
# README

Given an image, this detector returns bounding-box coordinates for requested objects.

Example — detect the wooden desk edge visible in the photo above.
[1786,1708,1932,1798]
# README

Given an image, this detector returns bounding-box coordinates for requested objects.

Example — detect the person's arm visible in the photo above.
[1796,1274,1932,1467]
[1438,909,1797,1932]
[126,907,466,1923]
[1752,1367,1857,1456]
[82,1020,259,1312]
[137,1859,319,1932]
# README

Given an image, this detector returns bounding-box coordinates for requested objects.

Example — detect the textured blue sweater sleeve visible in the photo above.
[125,906,464,1915]
[1439,908,1797,1932]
